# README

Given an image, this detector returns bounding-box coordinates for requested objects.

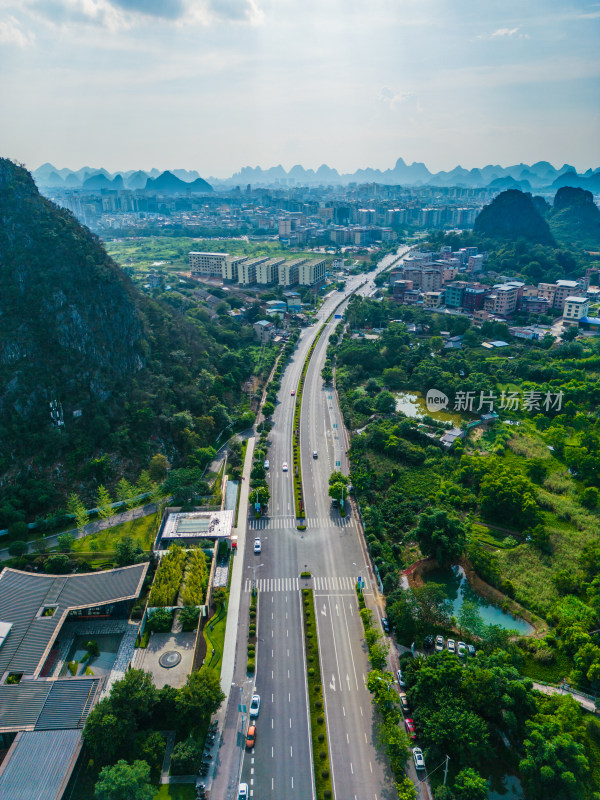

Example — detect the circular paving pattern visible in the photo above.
[159,650,182,668]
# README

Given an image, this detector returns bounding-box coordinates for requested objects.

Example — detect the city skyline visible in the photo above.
[1,0,599,176]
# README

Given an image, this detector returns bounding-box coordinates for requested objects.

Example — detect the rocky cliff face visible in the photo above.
[0,159,145,424]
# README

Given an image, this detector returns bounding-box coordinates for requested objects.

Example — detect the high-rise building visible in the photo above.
[279,259,306,287]
[256,258,285,285]
[298,258,327,287]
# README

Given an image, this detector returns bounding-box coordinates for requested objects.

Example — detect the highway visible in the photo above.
[235,248,412,799]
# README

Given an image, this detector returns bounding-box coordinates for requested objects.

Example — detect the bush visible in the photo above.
[8,540,28,558]
[317,716,324,724]
[146,607,174,633]
[170,736,202,775]
[319,750,327,760]
[318,733,325,742]
[321,769,329,779]
[247,659,255,673]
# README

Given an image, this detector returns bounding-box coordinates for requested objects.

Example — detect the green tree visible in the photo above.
[176,666,225,726]
[83,700,136,766]
[44,554,72,574]
[149,454,168,483]
[413,583,453,629]
[169,736,203,775]
[396,776,418,800]
[57,532,75,553]
[115,536,144,567]
[8,540,28,557]
[67,492,89,533]
[479,470,540,530]
[96,485,114,521]
[458,601,485,638]
[374,390,397,414]
[329,482,349,503]
[581,487,599,510]
[116,478,136,510]
[109,669,158,723]
[453,768,488,800]
[132,731,165,782]
[415,510,467,566]
[262,401,275,417]
[328,471,349,486]
[94,760,154,800]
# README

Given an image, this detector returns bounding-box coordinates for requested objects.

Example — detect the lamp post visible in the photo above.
[248,564,263,592]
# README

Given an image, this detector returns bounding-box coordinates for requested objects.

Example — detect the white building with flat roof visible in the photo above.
[222,255,247,282]
[563,296,590,323]
[279,258,306,287]
[256,257,285,285]
[189,251,228,277]
[298,258,327,287]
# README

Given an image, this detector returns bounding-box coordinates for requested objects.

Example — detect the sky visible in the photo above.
[1,0,599,178]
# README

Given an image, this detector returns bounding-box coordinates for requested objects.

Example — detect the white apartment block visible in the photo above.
[256,257,286,285]
[298,258,327,287]
[484,284,519,316]
[563,296,590,322]
[189,251,229,277]
[222,255,247,282]
[279,259,306,287]
[238,257,269,286]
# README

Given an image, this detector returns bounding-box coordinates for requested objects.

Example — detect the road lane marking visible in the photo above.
[330,674,336,691]
[350,763,353,775]
[360,706,363,716]
[364,733,368,743]
[290,746,293,758]
[272,670,274,679]
[272,747,274,758]
[346,733,349,743]
[289,692,291,702]
[369,761,373,773]
[342,706,345,716]
[292,777,294,788]
[272,693,274,702]
[288,669,290,678]
[290,718,292,727]
[271,719,273,728]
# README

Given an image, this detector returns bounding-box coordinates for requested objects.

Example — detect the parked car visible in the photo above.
[397,669,406,688]
[249,694,260,718]
[404,718,417,741]
[399,692,409,714]
[457,641,467,657]
[253,538,261,554]
[238,784,249,799]
[447,639,456,654]
[413,747,426,771]
[282,462,288,471]
[264,459,270,470]
[435,635,444,652]
[381,617,389,633]
[424,635,434,650]
[246,725,256,749]
[467,644,476,657]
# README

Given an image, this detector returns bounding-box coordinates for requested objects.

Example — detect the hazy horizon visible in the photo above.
[1,0,599,176]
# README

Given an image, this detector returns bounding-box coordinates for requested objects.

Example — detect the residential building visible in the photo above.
[462,286,488,312]
[520,296,551,315]
[279,259,306,287]
[189,251,229,277]
[554,279,589,310]
[424,291,444,309]
[467,254,485,273]
[392,280,413,302]
[222,255,247,282]
[484,284,519,316]
[444,281,468,308]
[254,319,275,341]
[298,258,327,287]
[537,282,557,305]
[265,300,287,317]
[563,296,590,323]
[421,269,443,292]
[256,257,285,285]
[238,257,269,286]
[283,291,302,312]
[403,266,424,289]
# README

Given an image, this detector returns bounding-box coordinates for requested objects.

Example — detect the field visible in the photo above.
[153,785,195,799]
[70,513,158,557]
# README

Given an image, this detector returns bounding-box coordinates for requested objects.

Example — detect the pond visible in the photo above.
[424,565,534,635]
[59,632,123,678]
[487,774,524,800]
[395,391,463,425]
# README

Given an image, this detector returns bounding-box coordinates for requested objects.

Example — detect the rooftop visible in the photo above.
[160,510,234,546]
[0,564,148,677]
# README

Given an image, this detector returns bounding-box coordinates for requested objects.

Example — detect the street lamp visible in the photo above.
[248,564,264,592]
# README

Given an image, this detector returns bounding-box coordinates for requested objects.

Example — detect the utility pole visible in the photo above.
[443,754,450,785]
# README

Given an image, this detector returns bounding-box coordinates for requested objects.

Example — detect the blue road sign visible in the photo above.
[255,503,261,512]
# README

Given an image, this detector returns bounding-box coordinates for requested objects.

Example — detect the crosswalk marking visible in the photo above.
[248,516,352,530]
[243,575,368,593]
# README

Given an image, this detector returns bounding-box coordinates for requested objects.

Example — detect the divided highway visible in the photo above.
[234,249,411,800]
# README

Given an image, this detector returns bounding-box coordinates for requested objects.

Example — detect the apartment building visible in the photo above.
[553,280,588,310]
[299,258,327,287]
[444,281,468,308]
[484,284,519,316]
[421,269,443,292]
[424,291,444,309]
[222,255,247,282]
[520,296,551,315]
[189,251,229,277]
[462,286,488,312]
[279,258,306,287]
[563,296,590,323]
[239,257,269,286]
[256,257,285,285]
[403,266,424,289]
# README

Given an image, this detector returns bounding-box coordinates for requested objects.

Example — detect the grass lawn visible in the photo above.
[203,597,228,676]
[71,513,158,555]
[519,650,574,684]
[153,785,195,800]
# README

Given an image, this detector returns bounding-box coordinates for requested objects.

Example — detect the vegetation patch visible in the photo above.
[149,545,187,607]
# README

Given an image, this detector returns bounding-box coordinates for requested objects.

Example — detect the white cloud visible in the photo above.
[0,15,33,45]
[478,26,530,40]
[379,87,417,110]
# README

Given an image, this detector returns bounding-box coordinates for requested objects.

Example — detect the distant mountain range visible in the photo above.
[32,159,600,192]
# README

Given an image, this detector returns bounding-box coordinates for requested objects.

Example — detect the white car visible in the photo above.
[397,669,406,688]
[253,538,261,554]
[413,747,426,771]
[447,639,456,654]
[238,784,249,799]
[249,694,260,718]
[457,641,467,657]
[435,635,444,652]
[264,459,270,470]
[282,462,288,471]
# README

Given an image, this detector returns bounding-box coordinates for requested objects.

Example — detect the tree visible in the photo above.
[83,700,136,766]
[453,768,488,800]
[149,454,168,483]
[328,471,349,486]
[44,554,71,574]
[169,736,203,775]
[581,487,599,510]
[8,540,28,558]
[115,536,144,567]
[396,776,418,800]
[57,532,75,553]
[329,482,348,503]
[479,470,541,530]
[109,669,158,723]
[176,666,225,725]
[116,478,136,510]
[96,485,113,521]
[375,390,396,414]
[413,584,453,629]
[67,492,89,533]
[133,731,166,782]
[458,601,485,638]
[262,401,275,417]
[94,760,154,800]
[415,510,467,566]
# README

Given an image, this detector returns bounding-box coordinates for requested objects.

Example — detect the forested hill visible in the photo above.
[473,189,556,246]
[0,159,259,525]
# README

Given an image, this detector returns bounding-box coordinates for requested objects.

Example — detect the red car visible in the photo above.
[291,390,295,395]
[404,718,416,741]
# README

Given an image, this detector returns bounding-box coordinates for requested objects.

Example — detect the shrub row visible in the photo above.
[302,588,333,800]
[180,547,209,606]
[148,544,187,607]
[247,588,257,674]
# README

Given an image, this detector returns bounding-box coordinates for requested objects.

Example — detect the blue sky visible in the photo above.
[0,0,598,176]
